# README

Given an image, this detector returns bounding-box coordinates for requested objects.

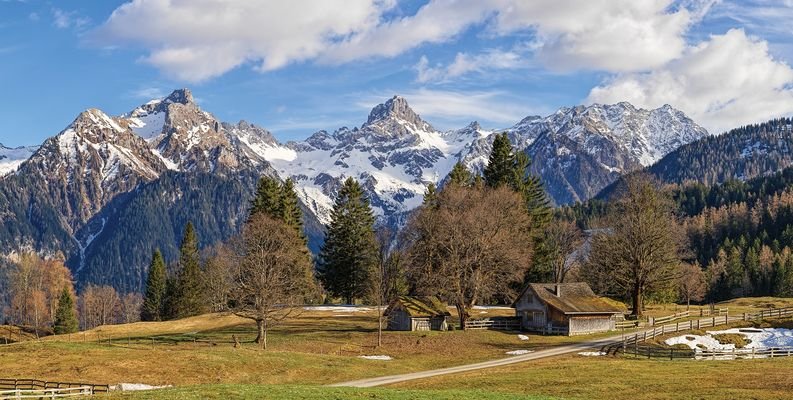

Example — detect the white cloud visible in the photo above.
[415,50,521,83]
[92,0,393,82]
[52,8,90,30]
[129,87,166,100]
[359,88,538,129]
[94,0,710,82]
[587,29,793,134]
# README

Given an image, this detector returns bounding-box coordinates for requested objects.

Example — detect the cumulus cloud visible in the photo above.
[587,29,793,134]
[415,50,521,83]
[94,0,711,82]
[91,0,393,82]
[52,8,90,30]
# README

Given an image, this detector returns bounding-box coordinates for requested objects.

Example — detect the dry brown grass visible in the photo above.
[0,306,606,387]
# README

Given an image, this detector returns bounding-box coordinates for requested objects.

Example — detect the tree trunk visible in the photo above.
[255,319,267,349]
[456,303,467,331]
[686,297,691,311]
[377,309,383,347]
[632,287,643,317]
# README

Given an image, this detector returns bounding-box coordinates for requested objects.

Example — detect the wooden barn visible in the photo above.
[513,283,623,336]
[384,296,451,331]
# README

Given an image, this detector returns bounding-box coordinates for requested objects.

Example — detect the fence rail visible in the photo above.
[605,306,793,360]
[0,379,109,396]
[0,386,92,399]
[463,317,521,331]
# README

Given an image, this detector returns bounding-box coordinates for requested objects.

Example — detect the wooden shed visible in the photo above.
[513,283,623,336]
[384,296,451,331]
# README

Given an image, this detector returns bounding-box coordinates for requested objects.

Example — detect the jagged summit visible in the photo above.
[163,88,194,105]
[365,96,429,128]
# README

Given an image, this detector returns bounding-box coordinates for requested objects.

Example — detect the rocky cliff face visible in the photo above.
[0,90,708,291]
[459,102,708,204]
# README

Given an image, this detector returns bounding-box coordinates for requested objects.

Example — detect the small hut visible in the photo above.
[384,296,451,331]
[513,283,623,335]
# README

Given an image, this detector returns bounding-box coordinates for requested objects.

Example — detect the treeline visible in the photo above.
[0,253,140,334]
[559,165,793,304]
[650,117,793,186]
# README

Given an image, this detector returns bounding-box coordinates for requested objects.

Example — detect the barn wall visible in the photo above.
[387,309,412,331]
[515,288,548,329]
[568,315,614,335]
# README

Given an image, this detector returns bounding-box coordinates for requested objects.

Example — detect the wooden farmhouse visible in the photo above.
[384,296,451,331]
[513,283,623,335]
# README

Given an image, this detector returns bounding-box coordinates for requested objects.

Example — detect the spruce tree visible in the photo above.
[448,162,473,187]
[318,177,378,304]
[172,222,205,318]
[249,176,283,221]
[280,178,304,236]
[53,287,78,334]
[483,133,515,188]
[423,183,438,208]
[141,250,167,321]
[483,132,552,282]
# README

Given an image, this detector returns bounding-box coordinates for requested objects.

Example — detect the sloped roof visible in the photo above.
[384,296,451,318]
[517,283,624,315]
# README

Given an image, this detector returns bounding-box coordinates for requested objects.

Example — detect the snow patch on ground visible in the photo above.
[506,350,533,355]
[304,306,372,313]
[578,351,607,356]
[665,328,793,352]
[117,383,172,391]
[517,334,529,341]
[358,355,392,361]
[472,306,514,310]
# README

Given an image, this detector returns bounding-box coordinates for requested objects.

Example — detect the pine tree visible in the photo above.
[172,222,205,318]
[448,162,473,187]
[280,178,304,236]
[483,132,552,282]
[483,133,514,188]
[423,183,438,208]
[318,177,378,304]
[53,287,78,334]
[249,176,283,221]
[141,250,167,321]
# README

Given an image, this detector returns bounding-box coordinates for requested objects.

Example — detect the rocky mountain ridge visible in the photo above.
[0,89,709,291]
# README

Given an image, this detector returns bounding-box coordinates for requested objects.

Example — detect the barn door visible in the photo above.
[415,319,430,331]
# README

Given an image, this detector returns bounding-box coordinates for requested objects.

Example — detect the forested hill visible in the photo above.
[649,117,793,186]
[560,166,793,302]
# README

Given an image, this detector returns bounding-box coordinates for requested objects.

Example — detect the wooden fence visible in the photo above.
[463,317,521,331]
[604,306,793,359]
[0,386,92,399]
[0,379,109,398]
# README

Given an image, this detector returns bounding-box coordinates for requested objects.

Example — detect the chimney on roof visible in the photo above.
[555,284,561,297]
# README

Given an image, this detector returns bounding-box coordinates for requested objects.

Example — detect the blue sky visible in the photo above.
[2,0,793,147]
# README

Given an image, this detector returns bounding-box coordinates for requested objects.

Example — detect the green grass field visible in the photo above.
[104,384,551,400]
[5,298,793,399]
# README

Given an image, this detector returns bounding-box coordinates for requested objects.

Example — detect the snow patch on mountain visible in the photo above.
[0,144,38,176]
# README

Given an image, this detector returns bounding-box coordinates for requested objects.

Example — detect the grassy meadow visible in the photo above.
[4,297,793,399]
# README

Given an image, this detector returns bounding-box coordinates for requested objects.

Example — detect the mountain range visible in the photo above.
[0,88,730,292]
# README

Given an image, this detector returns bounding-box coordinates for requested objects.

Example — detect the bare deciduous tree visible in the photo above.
[120,292,144,324]
[545,220,584,283]
[80,285,120,329]
[403,185,534,329]
[6,254,73,336]
[230,214,316,349]
[202,245,235,313]
[582,173,688,317]
[679,263,706,310]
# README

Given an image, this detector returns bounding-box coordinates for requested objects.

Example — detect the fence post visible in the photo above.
[670,348,674,361]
